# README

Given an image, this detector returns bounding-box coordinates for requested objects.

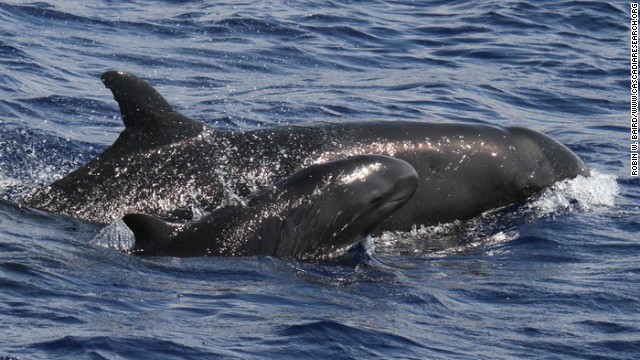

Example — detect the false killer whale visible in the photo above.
[24,71,589,231]
[122,155,418,259]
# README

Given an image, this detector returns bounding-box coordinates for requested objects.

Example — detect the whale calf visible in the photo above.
[24,71,589,230]
[122,155,418,259]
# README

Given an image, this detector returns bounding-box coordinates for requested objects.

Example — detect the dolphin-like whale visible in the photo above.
[122,155,418,259]
[24,71,589,230]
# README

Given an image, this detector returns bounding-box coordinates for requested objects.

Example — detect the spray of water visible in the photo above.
[375,170,619,256]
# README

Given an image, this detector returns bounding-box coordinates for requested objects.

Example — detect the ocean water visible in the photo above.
[0,1,637,359]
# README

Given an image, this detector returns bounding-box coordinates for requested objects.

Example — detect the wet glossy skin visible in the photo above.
[24,72,589,230]
[123,155,419,259]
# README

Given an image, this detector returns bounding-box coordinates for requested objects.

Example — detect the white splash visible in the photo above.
[529,170,618,216]
[90,218,136,252]
[0,174,19,192]
[372,170,617,256]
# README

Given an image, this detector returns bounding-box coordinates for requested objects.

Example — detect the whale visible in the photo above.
[23,71,589,231]
[122,155,419,259]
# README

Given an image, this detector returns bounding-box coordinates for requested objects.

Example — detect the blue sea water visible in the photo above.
[0,0,637,359]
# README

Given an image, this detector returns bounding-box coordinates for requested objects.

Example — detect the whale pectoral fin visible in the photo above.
[122,213,177,256]
[101,71,205,150]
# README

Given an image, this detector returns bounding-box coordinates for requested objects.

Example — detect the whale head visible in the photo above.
[263,155,419,259]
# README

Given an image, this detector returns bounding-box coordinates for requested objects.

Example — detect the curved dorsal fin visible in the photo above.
[101,71,205,146]
[122,213,179,255]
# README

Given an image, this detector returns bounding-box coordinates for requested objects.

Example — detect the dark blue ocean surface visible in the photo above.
[0,1,637,359]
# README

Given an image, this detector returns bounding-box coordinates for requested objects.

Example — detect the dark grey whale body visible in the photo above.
[24,71,589,230]
[123,155,418,259]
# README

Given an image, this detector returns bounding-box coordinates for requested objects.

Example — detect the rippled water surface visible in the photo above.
[1,1,638,359]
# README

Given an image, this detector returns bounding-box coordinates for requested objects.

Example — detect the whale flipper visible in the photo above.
[122,213,179,255]
[101,71,205,152]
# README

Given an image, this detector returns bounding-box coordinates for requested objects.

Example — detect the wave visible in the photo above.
[375,170,619,256]
[90,218,136,252]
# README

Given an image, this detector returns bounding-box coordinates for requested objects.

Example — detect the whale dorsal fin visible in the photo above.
[122,213,179,255]
[101,71,205,149]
